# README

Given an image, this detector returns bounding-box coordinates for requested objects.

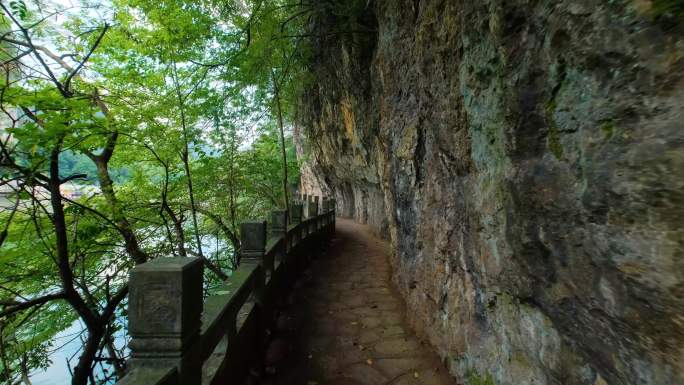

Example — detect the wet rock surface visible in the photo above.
[253,219,456,385]
[297,1,684,384]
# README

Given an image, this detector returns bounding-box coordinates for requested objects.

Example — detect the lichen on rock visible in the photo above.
[296,1,684,384]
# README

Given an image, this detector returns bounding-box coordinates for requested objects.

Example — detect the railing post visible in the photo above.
[238,221,270,367]
[313,196,321,230]
[128,257,204,384]
[290,203,303,224]
[240,221,268,272]
[309,199,319,224]
[302,197,308,218]
[305,197,317,219]
[290,203,303,248]
[322,197,329,214]
[321,197,330,226]
[330,198,337,232]
[271,209,289,255]
[271,209,288,239]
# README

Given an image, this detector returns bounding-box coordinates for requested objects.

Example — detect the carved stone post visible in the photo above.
[241,221,267,267]
[309,199,319,220]
[289,203,303,248]
[302,198,309,219]
[270,209,288,255]
[128,257,204,384]
[313,196,321,230]
[330,198,336,233]
[238,221,269,357]
[302,195,309,218]
[321,198,329,227]
[290,204,303,224]
[271,210,288,238]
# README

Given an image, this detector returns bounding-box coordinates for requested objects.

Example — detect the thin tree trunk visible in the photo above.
[162,201,187,257]
[227,130,238,231]
[195,207,240,255]
[93,158,148,265]
[48,137,101,385]
[20,354,32,385]
[181,149,203,258]
[172,62,207,266]
[104,333,125,379]
[272,73,289,216]
[0,320,12,384]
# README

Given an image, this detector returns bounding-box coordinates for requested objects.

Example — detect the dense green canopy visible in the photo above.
[0,0,358,383]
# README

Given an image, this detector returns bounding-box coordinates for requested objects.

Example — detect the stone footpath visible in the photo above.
[252,218,457,385]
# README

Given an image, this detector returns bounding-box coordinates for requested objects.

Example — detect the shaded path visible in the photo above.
[254,218,457,385]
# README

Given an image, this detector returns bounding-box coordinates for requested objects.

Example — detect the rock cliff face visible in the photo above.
[297,1,684,384]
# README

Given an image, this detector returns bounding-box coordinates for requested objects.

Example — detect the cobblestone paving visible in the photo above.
[256,218,457,385]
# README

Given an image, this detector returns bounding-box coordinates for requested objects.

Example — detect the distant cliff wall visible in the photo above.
[297,1,684,384]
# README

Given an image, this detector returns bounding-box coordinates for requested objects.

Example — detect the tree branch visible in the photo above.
[0,291,66,319]
[0,4,70,96]
[60,174,88,184]
[64,24,109,93]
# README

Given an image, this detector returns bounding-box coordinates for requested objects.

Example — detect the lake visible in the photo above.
[26,238,230,384]
[30,320,128,385]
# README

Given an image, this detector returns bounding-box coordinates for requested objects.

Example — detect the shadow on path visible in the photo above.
[250,218,458,385]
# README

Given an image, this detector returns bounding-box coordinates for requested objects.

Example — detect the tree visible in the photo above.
[0,0,308,383]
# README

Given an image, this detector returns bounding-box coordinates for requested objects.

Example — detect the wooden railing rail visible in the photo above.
[116,196,336,385]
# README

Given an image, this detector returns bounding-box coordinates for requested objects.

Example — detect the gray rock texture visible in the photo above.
[296,1,684,385]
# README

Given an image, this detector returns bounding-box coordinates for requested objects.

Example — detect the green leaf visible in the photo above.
[9,0,27,20]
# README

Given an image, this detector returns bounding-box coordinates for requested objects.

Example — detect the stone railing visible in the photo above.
[116,196,336,385]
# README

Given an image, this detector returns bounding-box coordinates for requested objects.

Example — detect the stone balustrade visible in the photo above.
[116,197,335,385]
